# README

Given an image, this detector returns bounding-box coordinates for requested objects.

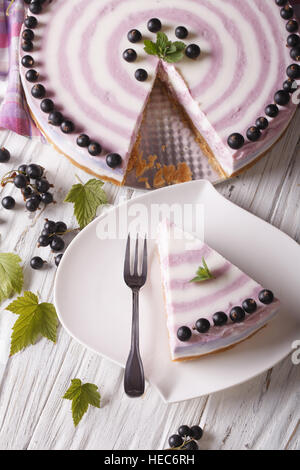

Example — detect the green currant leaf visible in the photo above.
[0,253,23,304]
[63,379,101,427]
[64,179,108,229]
[7,292,58,356]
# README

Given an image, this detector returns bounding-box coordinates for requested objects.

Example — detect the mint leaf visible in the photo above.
[165,51,185,63]
[64,178,108,229]
[190,257,214,283]
[0,253,23,304]
[63,379,101,427]
[173,41,186,52]
[144,32,186,63]
[144,39,158,56]
[7,292,58,356]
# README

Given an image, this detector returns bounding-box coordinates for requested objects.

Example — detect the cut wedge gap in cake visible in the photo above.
[157,219,280,362]
[125,62,228,189]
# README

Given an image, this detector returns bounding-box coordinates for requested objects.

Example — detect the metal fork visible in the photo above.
[123,234,147,398]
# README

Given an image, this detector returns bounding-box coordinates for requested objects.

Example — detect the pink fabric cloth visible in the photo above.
[0,0,299,138]
[0,0,40,136]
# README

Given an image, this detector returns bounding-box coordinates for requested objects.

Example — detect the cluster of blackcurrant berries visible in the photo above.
[177,290,274,342]
[38,219,67,257]
[32,219,67,270]
[227,1,299,151]
[124,19,201,82]
[168,425,203,450]
[1,159,54,212]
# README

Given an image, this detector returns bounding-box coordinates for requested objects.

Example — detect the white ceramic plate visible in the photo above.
[54,181,300,403]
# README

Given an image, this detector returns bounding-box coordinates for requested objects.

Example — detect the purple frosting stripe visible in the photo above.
[44,0,133,143]
[171,272,251,313]
[163,245,212,268]
[169,261,232,290]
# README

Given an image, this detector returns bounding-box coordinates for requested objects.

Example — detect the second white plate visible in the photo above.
[54,181,300,403]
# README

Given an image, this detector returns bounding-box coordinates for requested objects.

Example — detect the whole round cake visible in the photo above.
[19,0,300,186]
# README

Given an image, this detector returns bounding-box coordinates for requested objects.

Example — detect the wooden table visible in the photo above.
[0,109,299,450]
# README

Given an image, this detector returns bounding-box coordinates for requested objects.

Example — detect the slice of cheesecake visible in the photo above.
[157,219,280,361]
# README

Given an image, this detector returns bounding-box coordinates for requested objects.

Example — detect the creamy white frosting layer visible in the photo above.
[19,0,299,182]
[157,220,280,361]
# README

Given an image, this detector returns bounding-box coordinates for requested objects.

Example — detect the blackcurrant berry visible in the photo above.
[242,298,257,314]
[168,434,183,448]
[283,78,297,93]
[290,46,300,61]
[287,63,300,79]
[55,253,63,267]
[255,117,269,130]
[147,18,162,33]
[21,186,33,199]
[265,104,279,118]
[286,20,298,33]
[287,34,300,48]
[31,84,46,99]
[26,197,39,212]
[22,29,34,41]
[30,256,45,270]
[24,16,38,29]
[50,236,65,252]
[14,174,28,188]
[230,306,246,323]
[227,133,244,149]
[40,98,54,113]
[38,234,50,247]
[127,29,142,43]
[246,126,261,142]
[175,26,188,39]
[195,318,210,333]
[135,69,148,81]
[18,164,27,173]
[183,440,198,450]
[123,48,137,62]
[274,90,290,106]
[213,311,228,326]
[25,69,38,82]
[22,40,33,52]
[185,44,201,59]
[2,196,15,210]
[280,5,294,20]
[178,425,191,438]
[41,192,53,205]
[48,111,63,126]
[61,120,75,134]
[55,221,67,233]
[77,134,90,147]
[258,289,274,305]
[35,178,50,193]
[88,142,102,156]
[0,147,10,162]
[177,326,192,342]
[275,0,287,6]
[190,425,203,440]
[21,55,34,68]
[106,153,122,168]
[44,219,56,233]
[29,1,42,14]
[26,163,43,179]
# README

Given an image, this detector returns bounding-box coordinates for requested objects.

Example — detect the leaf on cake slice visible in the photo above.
[190,257,214,283]
[7,291,58,356]
[64,178,108,229]
[0,253,23,304]
[144,39,158,56]
[63,378,101,427]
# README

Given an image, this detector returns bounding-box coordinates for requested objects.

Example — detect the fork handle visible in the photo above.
[124,289,145,398]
